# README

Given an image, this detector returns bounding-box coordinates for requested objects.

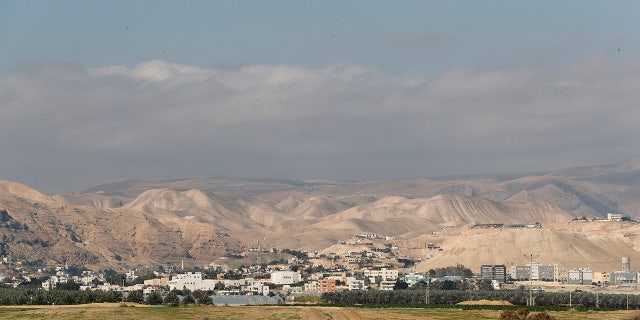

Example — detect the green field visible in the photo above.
[0,303,639,320]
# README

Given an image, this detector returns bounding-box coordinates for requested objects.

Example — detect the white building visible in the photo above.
[511,263,558,281]
[305,281,319,292]
[243,281,270,296]
[42,278,55,291]
[608,213,623,221]
[403,272,426,286]
[282,285,303,294]
[41,275,72,291]
[568,268,593,285]
[348,277,366,291]
[363,268,398,281]
[168,272,217,291]
[223,279,246,287]
[79,274,95,286]
[379,280,396,291]
[270,271,301,285]
[144,277,169,287]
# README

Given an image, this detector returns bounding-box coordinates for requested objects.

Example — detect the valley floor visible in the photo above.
[1,303,639,320]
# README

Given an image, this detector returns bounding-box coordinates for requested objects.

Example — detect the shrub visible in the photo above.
[125,290,144,304]
[498,309,555,320]
[144,291,162,305]
[163,291,180,306]
[182,294,196,305]
[198,294,213,305]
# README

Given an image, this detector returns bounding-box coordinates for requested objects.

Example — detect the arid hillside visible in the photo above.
[0,180,245,270]
[72,182,572,250]
[3,158,640,270]
[65,158,640,220]
[400,221,640,273]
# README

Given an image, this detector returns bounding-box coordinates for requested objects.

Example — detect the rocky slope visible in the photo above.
[407,221,640,273]
[4,157,640,271]
[0,180,245,270]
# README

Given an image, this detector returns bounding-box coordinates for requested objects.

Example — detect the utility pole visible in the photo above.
[525,253,535,306]
[425,277,430,305]
[529,263,533,306]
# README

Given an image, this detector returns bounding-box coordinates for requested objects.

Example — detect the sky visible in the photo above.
[1,1,640,192]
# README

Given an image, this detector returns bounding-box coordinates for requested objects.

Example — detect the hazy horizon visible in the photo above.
[2,1,640,192]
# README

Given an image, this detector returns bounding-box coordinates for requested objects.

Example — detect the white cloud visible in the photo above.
[90,60,217,82]
[1,56,639,191]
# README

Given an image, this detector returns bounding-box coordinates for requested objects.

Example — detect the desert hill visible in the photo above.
[90,186,573,250]
[314,220,640,273]
[408,221,640,273]
[285,194,573,246]
[71,157,640,220]
[0,180,245,270]
[0,180,56,204]
[4,158,640,271]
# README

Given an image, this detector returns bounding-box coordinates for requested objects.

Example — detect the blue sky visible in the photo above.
[3,1,637,73]
[1,1,640,191]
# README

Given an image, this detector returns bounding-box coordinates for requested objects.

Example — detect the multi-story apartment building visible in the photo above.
[363,268,398,281]
[512,263,557,281]
[318,279,336,292]
[481,265,507,283]
[567,268,593,285]
[348,277,366,290]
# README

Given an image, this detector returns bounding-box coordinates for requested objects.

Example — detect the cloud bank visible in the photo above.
[1,56,639,191]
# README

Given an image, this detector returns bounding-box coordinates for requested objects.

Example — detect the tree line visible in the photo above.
[0,288,122,305]
[322,289,640,309]
[0,287,218,306]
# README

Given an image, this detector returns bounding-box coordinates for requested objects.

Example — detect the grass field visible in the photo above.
[0,303,639,320]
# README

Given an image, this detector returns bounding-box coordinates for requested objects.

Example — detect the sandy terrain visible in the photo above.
[0,303,639,320]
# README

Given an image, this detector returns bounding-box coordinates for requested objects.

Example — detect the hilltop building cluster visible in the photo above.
[571,213,630,222]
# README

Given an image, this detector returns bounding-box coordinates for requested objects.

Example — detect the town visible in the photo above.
[1,224,639,307]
